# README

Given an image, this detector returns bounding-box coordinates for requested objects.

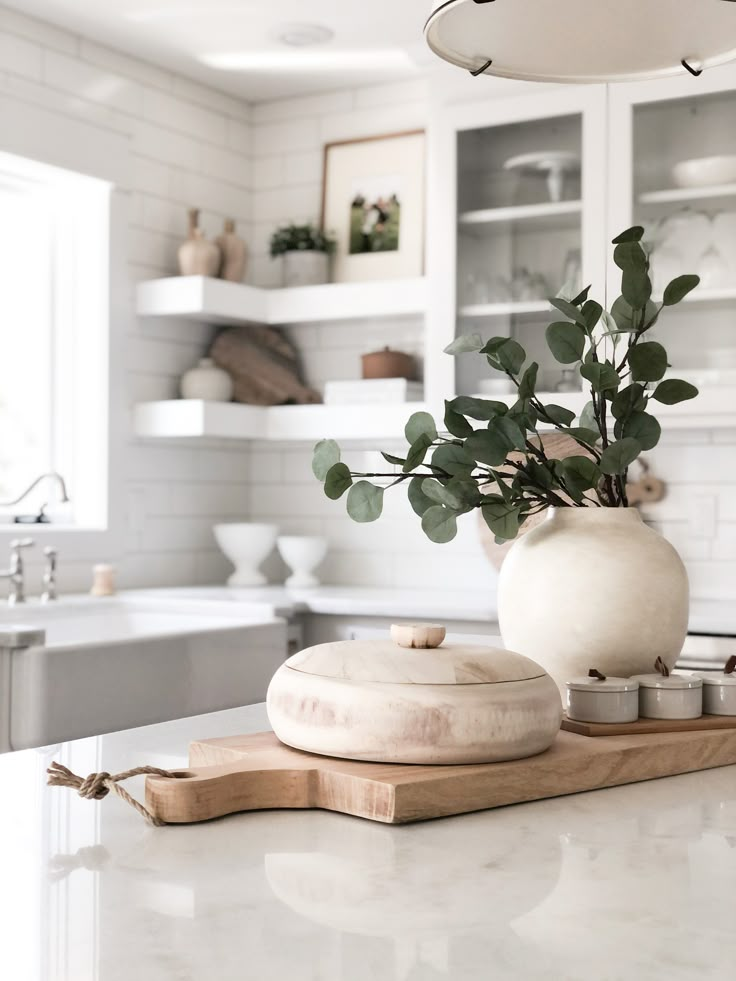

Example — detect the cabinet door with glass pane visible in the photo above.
[608,64,736,398]
[427,87,607,407]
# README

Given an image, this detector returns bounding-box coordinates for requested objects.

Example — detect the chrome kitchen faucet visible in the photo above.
[0,538,34,605]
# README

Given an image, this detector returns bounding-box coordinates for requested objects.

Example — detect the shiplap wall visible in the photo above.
[0,6,253,591]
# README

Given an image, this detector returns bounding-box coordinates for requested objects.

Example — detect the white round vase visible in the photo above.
[498,508,689,687]
[180,358,233,401]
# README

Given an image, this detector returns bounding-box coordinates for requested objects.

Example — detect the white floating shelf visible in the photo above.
[458,200,582,228]
[459,300,551,318]
[134,400,425,443]
[638,183,736,205]
[136,275,427,327]
[680,286,736,304]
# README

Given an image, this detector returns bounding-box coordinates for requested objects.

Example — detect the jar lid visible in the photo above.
[285,622,547,686]
[567,676,639,693]
[692,670,736,687]
[631,672,703,691]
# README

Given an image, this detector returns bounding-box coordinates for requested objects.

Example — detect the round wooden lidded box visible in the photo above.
[266,623,562,765]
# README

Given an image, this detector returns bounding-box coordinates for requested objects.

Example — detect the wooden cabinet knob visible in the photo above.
[390,623,446,649]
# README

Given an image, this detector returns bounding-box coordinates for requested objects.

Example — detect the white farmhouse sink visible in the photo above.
[0,595,287,752]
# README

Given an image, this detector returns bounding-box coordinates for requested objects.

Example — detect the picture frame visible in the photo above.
[321,130,426,283]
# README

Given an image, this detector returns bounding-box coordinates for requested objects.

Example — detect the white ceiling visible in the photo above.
[10,0,436,101]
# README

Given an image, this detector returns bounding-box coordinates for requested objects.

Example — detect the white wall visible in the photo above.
[0,6,253,592]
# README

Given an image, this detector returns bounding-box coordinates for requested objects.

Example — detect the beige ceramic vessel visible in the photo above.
[266,624,562,765]
[499,508,689,689]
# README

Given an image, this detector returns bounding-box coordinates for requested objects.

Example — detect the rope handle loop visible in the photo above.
[47,761,189,826]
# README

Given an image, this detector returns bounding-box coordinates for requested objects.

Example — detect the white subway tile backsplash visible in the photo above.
[143,88,227,146]
[79,38,172,92]
[43,49,144,115]
[253,118,320,157]
[0,8,78,56]
[253,90,352,125]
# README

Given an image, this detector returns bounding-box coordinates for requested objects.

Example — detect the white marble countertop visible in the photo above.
[4,703,736,980]
[127,585,736,636]
[126,584,501,623]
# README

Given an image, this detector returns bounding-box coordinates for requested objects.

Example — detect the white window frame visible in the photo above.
[0,150,124,557]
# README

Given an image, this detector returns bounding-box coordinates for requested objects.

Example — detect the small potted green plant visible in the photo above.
[269,222,336,287]
[312,227,701,685]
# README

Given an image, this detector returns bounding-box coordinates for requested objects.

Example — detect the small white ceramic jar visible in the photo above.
[693,670,736,716]
[566,675,639,724]
[631,672,703,720]
[180,358,233,401]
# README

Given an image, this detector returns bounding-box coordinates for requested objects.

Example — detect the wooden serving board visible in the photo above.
[144,728,736,826]
[562,713,736,737]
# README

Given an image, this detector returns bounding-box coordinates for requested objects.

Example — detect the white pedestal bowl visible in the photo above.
[277,536,328,588]
[214,523,278,587]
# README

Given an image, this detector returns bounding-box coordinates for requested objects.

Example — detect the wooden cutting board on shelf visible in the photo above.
[144,726,736,826]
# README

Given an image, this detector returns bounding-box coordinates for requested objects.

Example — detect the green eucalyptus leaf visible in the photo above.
[408,475,434,517]
[580,361,620,395]
[581,300,603,333]
[518,361,539,399]
[542,403,577,426]
[546,321,586,363]
[557,456,601,494]
[507,398,538,432]
[448,396,507,421]
[346,481,384,522]
[629,341,668,382]
[312,439,341,481]
[652,379,699,405]
[324,462,353,500]
[481,500,522,541]
[403,433,433,472]
[494,415,527,451]
[422,476,480,511]
[570,285,591,306]
[431,443,475,476]
[381,451,406,467]
[464,430,508,467]
[611,226,645,244]
[616,242,652,310]
[548,296,587,327]
[483,337,526,374]
[663,274,700,306]
[525,459,554,490]
[599,438,642,475]
[579,400,598,431]
[611,383,647,420]
[621,410,661,450]
[422,505,458,544]
[444,402,474,438]
[421,478,455,507]
[565,427,601,448]
[404,411,437,445]
[444,333,484,355]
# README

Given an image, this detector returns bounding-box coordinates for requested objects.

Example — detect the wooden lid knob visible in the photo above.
[390,623,446,649]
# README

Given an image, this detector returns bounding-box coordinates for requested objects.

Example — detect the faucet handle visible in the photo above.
[43,546,58,558]
[10,538,34,551]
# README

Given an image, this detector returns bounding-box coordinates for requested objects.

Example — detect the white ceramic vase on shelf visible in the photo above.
[282,250,329,287]
[498,508,689,688]
[277,536,328,588]
[177,208,221,277]
[180,358,233,401]
[214,523,278,587]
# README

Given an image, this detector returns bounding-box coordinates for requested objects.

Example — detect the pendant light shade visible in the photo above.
[425,0,736,83]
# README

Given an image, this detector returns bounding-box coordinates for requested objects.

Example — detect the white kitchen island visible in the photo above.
[2,703,735,981]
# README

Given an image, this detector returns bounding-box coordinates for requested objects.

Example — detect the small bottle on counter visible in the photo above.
[631,658,703,720]
[693,655,736,716]
[91,564,116,597]
[566,669,639,724]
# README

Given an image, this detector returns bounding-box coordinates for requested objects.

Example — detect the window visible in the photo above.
[0,152,112,528]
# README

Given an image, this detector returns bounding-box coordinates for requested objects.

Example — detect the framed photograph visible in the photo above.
[321,130,425,283]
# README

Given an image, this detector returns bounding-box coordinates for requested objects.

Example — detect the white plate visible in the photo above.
[672,156,736,189]
[503,151,581,174]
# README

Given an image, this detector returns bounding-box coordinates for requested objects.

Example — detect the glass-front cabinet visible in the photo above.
[426,68,736,427]
[426,87,607,407]
[609,63,736,404]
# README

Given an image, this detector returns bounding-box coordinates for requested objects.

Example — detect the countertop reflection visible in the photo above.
[2,704,735,981]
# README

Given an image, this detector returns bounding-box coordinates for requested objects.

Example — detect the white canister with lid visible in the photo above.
[566,672,639,724]
[631,671,703,720]
[693,658,736,716]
